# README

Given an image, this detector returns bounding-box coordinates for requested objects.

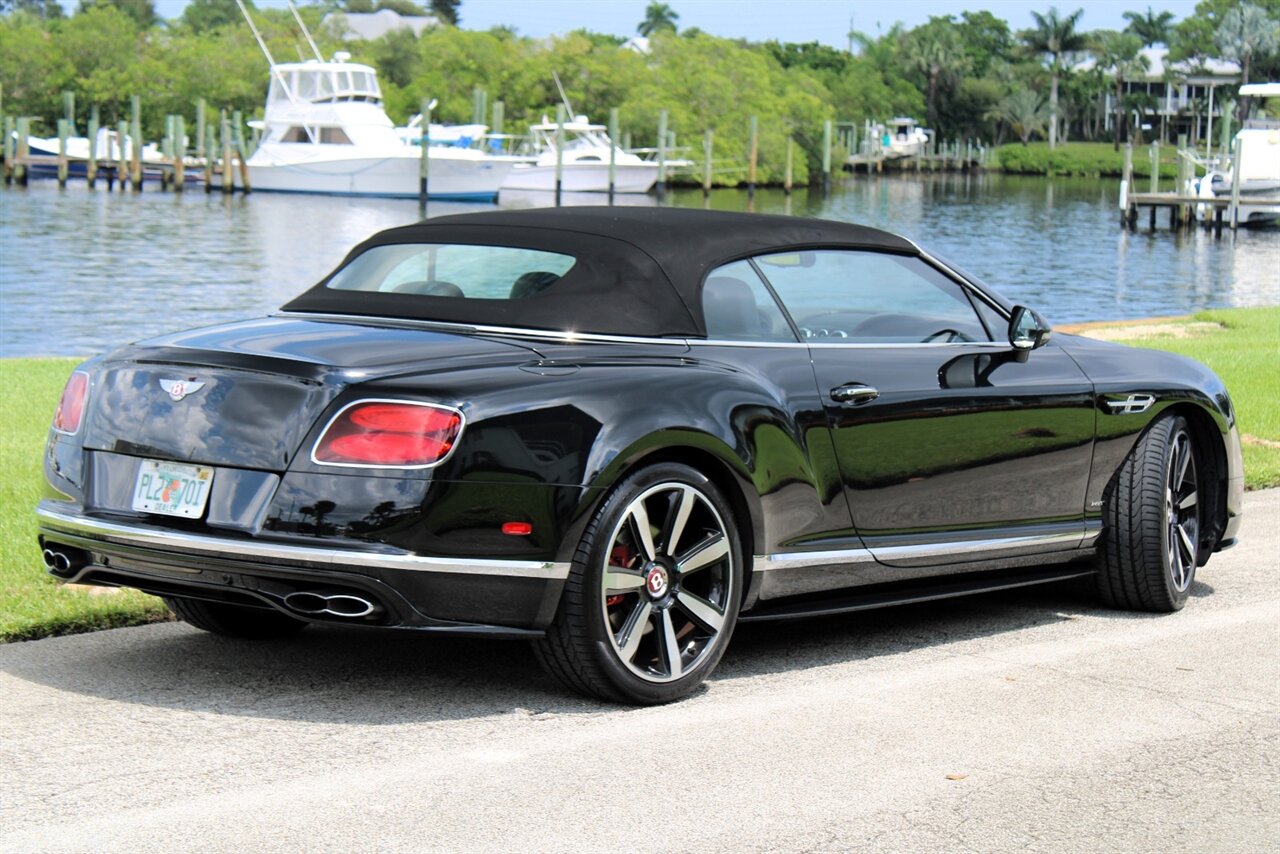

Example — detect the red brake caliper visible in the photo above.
[605,544,634,607]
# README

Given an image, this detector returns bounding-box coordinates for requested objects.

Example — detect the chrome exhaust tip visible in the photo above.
[42,549,58,569]
[283,591,377,619]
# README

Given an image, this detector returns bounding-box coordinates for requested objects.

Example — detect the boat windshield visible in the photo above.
[268,66,382,106]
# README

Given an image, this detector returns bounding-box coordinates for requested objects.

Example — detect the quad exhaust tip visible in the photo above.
[283,591,378,619]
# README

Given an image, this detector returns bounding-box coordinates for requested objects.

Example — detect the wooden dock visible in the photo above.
[1117,137,1277,232]
[1122,190,1280,233]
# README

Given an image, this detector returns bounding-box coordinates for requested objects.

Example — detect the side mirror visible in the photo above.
[1009,306,1052,355]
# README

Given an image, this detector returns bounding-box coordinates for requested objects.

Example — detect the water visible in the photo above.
[2,174,1277,358]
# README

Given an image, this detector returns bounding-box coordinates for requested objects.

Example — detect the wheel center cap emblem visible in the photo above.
[645,566,669,598]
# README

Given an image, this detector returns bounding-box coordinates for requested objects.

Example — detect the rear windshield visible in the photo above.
[326,244,578,300]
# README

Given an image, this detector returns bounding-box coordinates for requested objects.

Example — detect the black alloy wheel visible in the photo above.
[534,463,743,704]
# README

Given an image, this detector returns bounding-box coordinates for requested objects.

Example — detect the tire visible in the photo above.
[534,463,744,705]
[1097,414,1202,612]
[163,596,308,639]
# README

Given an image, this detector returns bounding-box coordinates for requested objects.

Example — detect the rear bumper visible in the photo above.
[36,502,569,637]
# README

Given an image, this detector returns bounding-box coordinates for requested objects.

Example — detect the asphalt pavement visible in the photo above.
[2,489,1277,853]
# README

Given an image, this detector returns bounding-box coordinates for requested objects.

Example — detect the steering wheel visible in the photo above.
[923,328,966,343]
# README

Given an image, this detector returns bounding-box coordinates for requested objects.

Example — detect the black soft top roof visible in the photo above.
[282,207,919,337]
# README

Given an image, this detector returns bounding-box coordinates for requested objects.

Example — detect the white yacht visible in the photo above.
[501,116,660,193]
[246,55,514,200]
[882,117,930,158]
[1195,82,1280,226]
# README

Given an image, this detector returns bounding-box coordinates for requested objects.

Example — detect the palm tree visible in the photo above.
[637,2,678,37]
[1020,6,1087,149]
[1095,31,1150,150]
[1122,7,1175,47]
[985,88,1051,145]
[1215,3,1280,91]
[906,25,971,131]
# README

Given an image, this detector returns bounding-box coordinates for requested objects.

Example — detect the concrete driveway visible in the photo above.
[3,490,1277,853]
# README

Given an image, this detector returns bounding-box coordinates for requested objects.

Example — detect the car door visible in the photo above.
[752,248,1096,572]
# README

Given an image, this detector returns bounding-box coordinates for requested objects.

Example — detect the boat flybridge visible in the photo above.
[501,116,660,193]
[246,54,514,200]
[1195,82,1280,226]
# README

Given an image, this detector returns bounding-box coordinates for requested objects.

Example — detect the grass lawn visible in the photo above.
[1066,307,1280,489]
[0,358,169,641]
[1,308,1275,641]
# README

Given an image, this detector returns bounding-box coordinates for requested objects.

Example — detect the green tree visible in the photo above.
[181,0,250,33]
[1094,30,1150,148]
[1215,2,1280,89]
[638,2,678,37]
[76,0,156,29]
[0,0,64,17]
[1122,7,1175,46]
[986,87,1050,145]
[429,0,460,25]
[376,0,426,16]
[1020,6,1087,149]
[904,18,971,131]
[954,10,1013,78]
[369,26,419,88]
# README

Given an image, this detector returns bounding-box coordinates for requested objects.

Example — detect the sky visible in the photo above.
[133,0,1203,49]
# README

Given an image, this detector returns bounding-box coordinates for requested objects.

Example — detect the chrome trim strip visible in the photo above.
[753,547,877,572]
[274,312,1015,351]
[272,312,689,347]
[753,530,1090,572]
[36,506,570,580]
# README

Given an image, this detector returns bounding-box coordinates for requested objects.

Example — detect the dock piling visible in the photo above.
[418,97,431,213]
[607,107,618,204]
[747,115,758,200]
[702,129,713,197]
[784,135,793,195]
[116,120,128,191]
[56,118,68,187]
[554,104,565,206]
[130,95,142,191]
[220,110,233,195]
[14,117,28,185]
[174,115,186,192]
[656,109,668,200]
[232,110,250,192]
[1228,136,1243,230]
[3,115,13,185]
[87,106,99,188]
[821,120,832,195]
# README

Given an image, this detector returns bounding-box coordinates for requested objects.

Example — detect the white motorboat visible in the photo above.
[501,116,660,193]
[881,117,931,158]
[245,54,514,200]
[394,115,492,149]
[1194,82,1280,226]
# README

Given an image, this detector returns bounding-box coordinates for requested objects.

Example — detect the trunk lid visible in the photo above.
[81,315,540,470]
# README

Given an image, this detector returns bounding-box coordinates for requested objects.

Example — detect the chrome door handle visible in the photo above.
[830,384,879,405]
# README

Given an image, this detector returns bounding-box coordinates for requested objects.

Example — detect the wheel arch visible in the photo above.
[1164,401,1229,563]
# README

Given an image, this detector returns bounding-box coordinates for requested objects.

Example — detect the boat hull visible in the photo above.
[501,162,659,193]
[245,150,513,201]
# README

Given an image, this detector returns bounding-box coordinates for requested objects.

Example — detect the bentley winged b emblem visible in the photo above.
[159,378,206,402]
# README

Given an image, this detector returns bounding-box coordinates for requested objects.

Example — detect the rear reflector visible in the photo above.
[502,522,533,536]
[313,400,463,468]
[53,371,89,435]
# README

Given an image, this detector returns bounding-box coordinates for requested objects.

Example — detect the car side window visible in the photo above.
[753,250,992,344]
[701,259,797,342]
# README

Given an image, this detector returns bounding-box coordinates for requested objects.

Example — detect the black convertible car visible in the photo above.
[38,207,1243,704]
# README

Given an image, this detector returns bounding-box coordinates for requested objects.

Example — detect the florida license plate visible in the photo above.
[132,459,214,518]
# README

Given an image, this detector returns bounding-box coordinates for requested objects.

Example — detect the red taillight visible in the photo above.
[53,371,89,434]
[313,401,463,467]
